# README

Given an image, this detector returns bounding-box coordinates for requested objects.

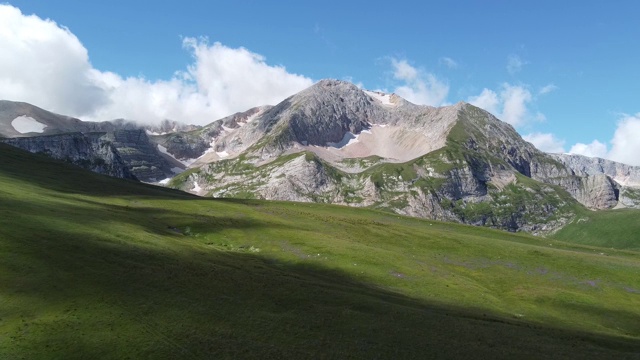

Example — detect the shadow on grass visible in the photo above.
[0,143,192,198]
[3,143,640,359]
[0,195,278,240]
[3,225,640,359]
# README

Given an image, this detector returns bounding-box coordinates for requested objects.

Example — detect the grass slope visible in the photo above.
[1,143,640,359]
[553,209,640,250]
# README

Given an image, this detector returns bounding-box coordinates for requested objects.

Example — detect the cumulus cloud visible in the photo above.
[523,132,566,153]
[468,84,534,127]
[507,54,527,75]
[439,57,458,69]
[607,113,640,165]
[564,114,640,165]
[569,140,608,158]
[538,84,558,95]
[390,58,449,106]
[0,5,313,125]
[0,5,109,115]
[391,59,419,82]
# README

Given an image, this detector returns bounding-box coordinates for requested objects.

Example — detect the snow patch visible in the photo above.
[192,181,202,193]
[203,139,217,155]
[158,178,172,185]
[11,116,47,134]
[157,144,170,155]
[326,132,360,149]
[364,90,394,106]
[171,167,183,174]
[368,122,388,128]
[238,112,260,127]
[146,130,168,136]
[246,112,259,122]
[216,151,229,158]
[181,158,198,166]
[158,144,197,166]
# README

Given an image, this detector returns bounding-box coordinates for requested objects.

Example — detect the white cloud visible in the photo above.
[507,54,527,75]
[538,84,558,95]
[523,132,566,153]
[391,59,419,82]
[390,58,449,106]
[501,84,532,126]
[569,140,608,158]
[439,57,458,69]
[563,114,640,165]
[0,5,109,115]
[0,5,313,125]
[608,113,640,165]
[468,88,499,115]
[468,84,534,127]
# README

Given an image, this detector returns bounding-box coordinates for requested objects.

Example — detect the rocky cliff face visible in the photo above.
[102,129,176,181]
[166,80,598,234]
[2,130,176,182]
[5,80,634,235]
[2,133,136,180]
[549,153,640,186]
[0,100,189,182]
[0,100,137,137]
[549,153,640,208]
[149,106,270,163]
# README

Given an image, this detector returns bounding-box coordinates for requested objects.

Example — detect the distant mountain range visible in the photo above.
[1,80,639,233]
[0,100,190,182]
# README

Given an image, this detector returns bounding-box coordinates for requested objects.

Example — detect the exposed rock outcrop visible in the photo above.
[5,80,636,235]
[2,130,176,182]
[2,133,136,180]
[167,80,593,234]
[0,100,137,137]
[549,153,640,208]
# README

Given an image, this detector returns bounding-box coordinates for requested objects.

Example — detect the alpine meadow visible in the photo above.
[2,2,640,359]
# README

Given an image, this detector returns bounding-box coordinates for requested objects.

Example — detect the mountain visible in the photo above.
[3,81,637,234]
[549,153,640,208]
[0,100,184,182]
[164,80,626,234]
[2,132,136,180]
[0,100,137,137]
[2,142,639,359]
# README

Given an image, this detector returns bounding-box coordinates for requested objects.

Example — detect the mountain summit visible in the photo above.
[2,80,636,234]
[161,79,637,234]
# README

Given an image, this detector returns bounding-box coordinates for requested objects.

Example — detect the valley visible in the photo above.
[1,143,639,358]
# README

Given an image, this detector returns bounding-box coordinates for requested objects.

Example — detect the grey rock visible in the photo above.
[2,129,175,182]
[0,100,136,137]
[2,133,136,180]
[548,153,640,209]
[170,80,597,234]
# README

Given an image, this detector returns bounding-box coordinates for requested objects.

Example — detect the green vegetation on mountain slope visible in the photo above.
[171,146,580,234]
[553,208,640,250]
[1,143,640,359]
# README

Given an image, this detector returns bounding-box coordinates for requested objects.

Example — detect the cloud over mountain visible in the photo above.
[0,5,312,125]
[468,84,538,127]
[390,59,449,106]
[569,114,640,166]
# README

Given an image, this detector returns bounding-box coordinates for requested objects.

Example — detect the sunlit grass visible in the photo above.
[1,144,639,359]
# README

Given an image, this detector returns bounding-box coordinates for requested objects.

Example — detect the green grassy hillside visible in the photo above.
[1,143,640,359]
[553,208,640,250]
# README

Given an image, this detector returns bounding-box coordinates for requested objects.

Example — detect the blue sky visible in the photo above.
[2,1,640,164]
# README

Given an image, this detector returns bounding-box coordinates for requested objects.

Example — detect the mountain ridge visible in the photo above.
[2,79,638,234]
[164,80,597,233]
[0,100,183,182]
